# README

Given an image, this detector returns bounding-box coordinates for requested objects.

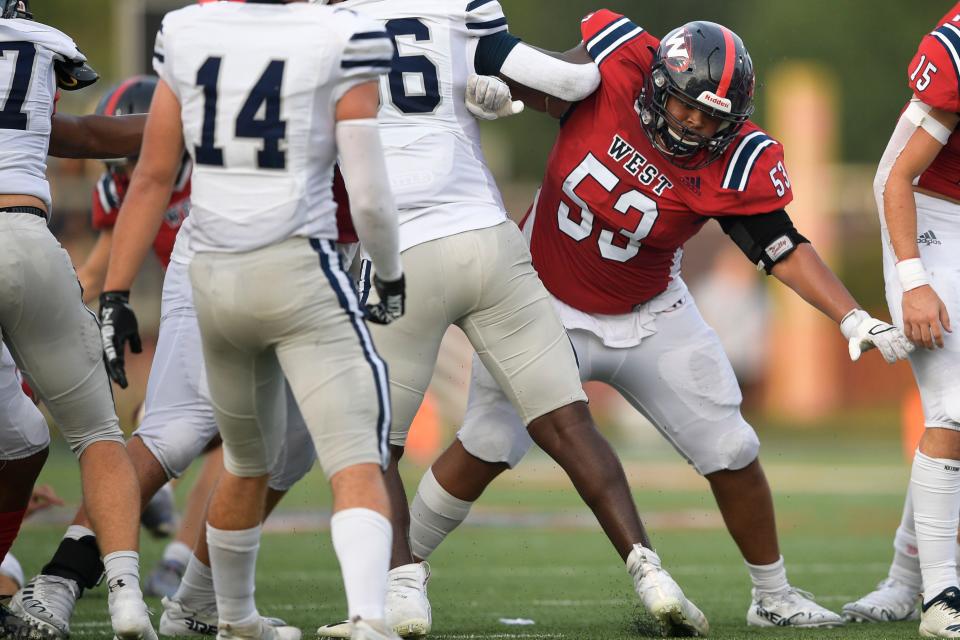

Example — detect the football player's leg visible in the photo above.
[843,488,922,622]
[907,343,960,634]
[0,343,50,564]
[366,238,451,571]
[277,238,395,633]
[190,251,289,635]
[597,299,840,627]
[0,224,152,639]
[458,223,645,556]
[409,354,526,561]
[458,223,707,636]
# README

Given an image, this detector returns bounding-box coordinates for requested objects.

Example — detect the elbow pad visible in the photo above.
[717,209,810,274]
[54,59,99,91]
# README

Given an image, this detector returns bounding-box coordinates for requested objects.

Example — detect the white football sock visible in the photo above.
[103,551,142,599]
[330,508,392,621]
[410,468,473,560]
[64,525,95,541]
[911,450,960,603]
[163,540,193,567]
[889,489,922,590]
[207,524,261,627]
[173,553,216,609]
[745,556,789,595]
[0,553,24,589]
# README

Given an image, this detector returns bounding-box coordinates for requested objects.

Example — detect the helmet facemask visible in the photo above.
[1,1,32,19]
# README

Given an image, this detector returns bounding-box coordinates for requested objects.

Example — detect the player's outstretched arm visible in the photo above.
[770,243,913,363]
[100,79,184,387]
[76,229,114,304]
[473,37,598,117]
[882,104,958,350]
[48,113,146,159]
[336,81,405,325]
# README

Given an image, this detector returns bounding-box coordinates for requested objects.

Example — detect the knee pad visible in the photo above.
[457,418,533,469]
[135,411,218,479]
[686,420,759,475]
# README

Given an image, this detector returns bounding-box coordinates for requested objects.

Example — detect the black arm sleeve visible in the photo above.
[716,209,810,274]
[475,30,522,76]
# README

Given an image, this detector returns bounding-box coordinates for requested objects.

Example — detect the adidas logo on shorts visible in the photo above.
[918,230,942,246]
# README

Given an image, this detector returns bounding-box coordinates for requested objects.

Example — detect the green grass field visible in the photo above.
[12,420,926,639]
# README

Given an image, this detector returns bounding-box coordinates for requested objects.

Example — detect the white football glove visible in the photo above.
[840,309,915,364]
[465,74,524,121]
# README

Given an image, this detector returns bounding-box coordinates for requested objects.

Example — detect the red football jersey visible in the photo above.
[527,10,793,315]
[92,165,355,268]
[908,2,960,201]
[91,164,191,269]
[333,166,357,244]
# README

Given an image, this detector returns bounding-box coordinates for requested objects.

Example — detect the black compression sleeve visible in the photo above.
[475,31,522,76]
[716,209,810,273]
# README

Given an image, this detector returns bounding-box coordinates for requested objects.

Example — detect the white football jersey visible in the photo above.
[0,19,85,212]
[339,0,511,251]
[154,2,393,254]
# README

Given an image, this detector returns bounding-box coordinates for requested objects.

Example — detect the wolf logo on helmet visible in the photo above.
[640,21,755,170]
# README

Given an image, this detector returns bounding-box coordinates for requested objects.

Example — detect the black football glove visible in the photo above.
[365,274,405,325]
[99,291,141,389]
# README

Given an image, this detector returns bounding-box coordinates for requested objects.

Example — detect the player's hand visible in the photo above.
[365,274,405,325]
[25,485,65,519]
[466,74,524,121]
[902,285,952,350]
[99,290,142,389]
[840,309,914,364]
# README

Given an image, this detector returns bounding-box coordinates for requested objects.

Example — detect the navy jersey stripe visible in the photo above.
[587,19,642,64]
[153,51,165,63]
[933,24,960,81]
[723,132,773,191]
[466,0,496,11]
[466,17,508,31]
[350,31,391,41]
[341,59,393,69]
[310,239,391,468]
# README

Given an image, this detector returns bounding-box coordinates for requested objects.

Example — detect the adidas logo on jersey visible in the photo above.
[680,176,701,195]
[918,230,942,246]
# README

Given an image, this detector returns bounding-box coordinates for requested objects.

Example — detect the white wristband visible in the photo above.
[896,258,929,292]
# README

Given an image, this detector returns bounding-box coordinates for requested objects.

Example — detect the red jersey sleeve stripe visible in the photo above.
[716,27,737,98]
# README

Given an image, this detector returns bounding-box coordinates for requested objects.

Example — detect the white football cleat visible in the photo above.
[10,574,80,638]
[317,563,432,639]
[747,587,844,628]
[216,618,301,640]
[350,619,401,640]
[627,545,709,637]
[109,588,158,640]
[160,597,291,637]
[385,563,431,637]
[842,577,920,622]
[920,587,960,638]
